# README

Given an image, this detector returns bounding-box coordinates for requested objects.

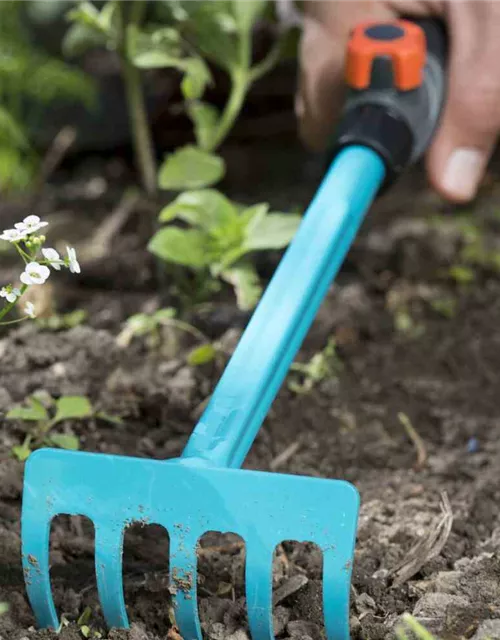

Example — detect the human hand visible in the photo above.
[296,1,500,203]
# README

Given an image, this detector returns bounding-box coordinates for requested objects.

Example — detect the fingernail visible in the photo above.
[441,148,485,201]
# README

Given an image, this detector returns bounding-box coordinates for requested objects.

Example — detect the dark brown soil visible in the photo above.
[2,138,500,640]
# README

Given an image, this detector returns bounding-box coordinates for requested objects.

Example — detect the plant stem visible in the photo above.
[209,69,249,151]
[208,26,254,152]
[117,0,157,197]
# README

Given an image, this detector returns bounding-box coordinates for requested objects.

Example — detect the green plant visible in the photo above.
[36,309,88,331]
[149,190,301,309]
[395,614,437,640]
[430,213,500,285]
[65,0,301,308]
[77,606,103,639]
[0,1,95,193]
[116,306,202,346]
[7,393,120,461]
[0,215,81,326]
[0,602,8,616]
[288,337,343,394]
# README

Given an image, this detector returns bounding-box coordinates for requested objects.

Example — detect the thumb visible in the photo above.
[426,3,500,203]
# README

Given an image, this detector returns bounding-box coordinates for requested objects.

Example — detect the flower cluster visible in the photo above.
[0,215,80,325]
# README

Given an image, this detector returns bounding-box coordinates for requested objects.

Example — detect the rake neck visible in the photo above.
[181,146,385,469]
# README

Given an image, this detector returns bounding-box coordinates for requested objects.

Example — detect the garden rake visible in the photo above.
[22,18,446,640]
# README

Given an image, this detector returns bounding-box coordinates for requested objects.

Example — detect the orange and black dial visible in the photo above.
[346,20,426,91]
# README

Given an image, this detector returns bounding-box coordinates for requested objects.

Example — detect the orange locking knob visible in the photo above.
[346,20,426,91]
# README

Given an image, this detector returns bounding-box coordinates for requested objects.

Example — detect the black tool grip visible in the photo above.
[330,18,448,189]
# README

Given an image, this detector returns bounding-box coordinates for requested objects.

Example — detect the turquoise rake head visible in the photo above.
[22,146,384,640]
[22,16,447,639]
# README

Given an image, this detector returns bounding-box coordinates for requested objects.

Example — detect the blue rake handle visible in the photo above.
[182,146,385,468]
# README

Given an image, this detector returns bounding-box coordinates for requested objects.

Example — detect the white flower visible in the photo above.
[20,262,51,285]
[42,247,61,270]
[15,215,48,235]
[66,246,80,274]
[0,286,21,303]
[0,228,27,243]
[24,302,36,318]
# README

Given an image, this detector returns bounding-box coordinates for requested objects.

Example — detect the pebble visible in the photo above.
[472,619,500,640]
[273,574,309,606]
[273,606,291,636]
[286,620,322,640]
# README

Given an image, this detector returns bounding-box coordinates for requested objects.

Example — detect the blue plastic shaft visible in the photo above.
[182,146,385,469]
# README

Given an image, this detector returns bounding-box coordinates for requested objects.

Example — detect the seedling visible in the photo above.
[77,606,103,639]
[116,306,219,365]
[395,614,437,640]
[149,190,301,309]
[36,309,88,331]
[7,393,120,461]
[288,337,343,394]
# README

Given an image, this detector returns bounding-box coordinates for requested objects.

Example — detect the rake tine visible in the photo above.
[95,522,128,628]
[322,546,351,640]
[245,543,274,640]
[21,513,59,629]
[169,531,202,640]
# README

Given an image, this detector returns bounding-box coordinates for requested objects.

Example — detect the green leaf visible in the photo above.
[181,58,212,100]
[11,443,32,462]
[187,101,219,151]
[0,602,8,616]
[158,145,225,190]
[7,397,48,422]
[153,308,177,323]
[448,265,475,284]
[63,22,107,57]
[133,49,185,69]
[159,189,237,230]
[222,263,262,310]
[232,0,267,33]
[187,343,216,366]
[167,1,239,71]
[66,1,102,30]
[53,396,93,424]
[95,411,123,425]
[244,213,301,251]
[240,202,269,227]
[148,227,211,268]
[129,24,185,69]
[48,433,80,451]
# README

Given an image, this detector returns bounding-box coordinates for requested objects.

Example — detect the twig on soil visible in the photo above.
[398,412,427,470]
[389,491,453,586]
[270,439,301,471]
[32,126,77,197]
[79,188,139,262]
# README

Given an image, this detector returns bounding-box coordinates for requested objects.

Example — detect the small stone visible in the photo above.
[207,622,226,640]
[273,574,309,606]
[472,619,500,640]
[226,630,250,640]
[286,620,322,640]
[128,623,150,640]
[413,592,470,618]
[355,592,376,615]
[273,606,291,636]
